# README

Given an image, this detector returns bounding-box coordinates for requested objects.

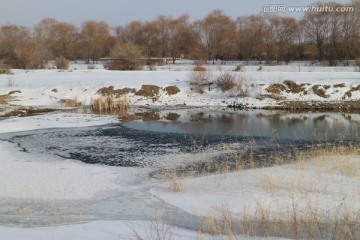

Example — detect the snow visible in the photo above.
[0,220,290,240]
[0,62,359,239]
[152,154,360,220]
[0,140,126,199]
[0,112,118,134]
[0,62,359,111]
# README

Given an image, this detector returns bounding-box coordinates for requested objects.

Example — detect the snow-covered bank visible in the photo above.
[0,140,126,199]
[152,154,360,220]
[0,220,290,240]
[0,63,359,239]
[0,64,359,112]
[0,112,118,134]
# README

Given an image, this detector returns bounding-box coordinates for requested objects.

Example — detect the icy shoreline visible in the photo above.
[0,64,359,239]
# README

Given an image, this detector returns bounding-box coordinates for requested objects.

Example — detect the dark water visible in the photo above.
[124,109,360,141]
[1,109,359,168]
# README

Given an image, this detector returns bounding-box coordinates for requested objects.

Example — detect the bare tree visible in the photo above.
[303,3,332,62]
[108,42,143,70]
[167,15,198,63]
[79,21,115,63]
[196,10,237,64]
[236,15,266,62]
[35,18,79,61]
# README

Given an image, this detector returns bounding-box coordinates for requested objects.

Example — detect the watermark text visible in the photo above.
[262,4,355,13]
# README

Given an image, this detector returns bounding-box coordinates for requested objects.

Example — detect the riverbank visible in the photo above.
[0,63,359,117]
[0,62,359,239]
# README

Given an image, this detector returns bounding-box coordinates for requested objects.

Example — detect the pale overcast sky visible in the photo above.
[0,0,354,27]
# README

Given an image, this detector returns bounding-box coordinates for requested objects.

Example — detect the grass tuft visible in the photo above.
[283,80,304,94]
[164,86,180,95]
[60,98,82,107]
[135,85,161,97]
[91,96,129,114]
[312,85,329,98]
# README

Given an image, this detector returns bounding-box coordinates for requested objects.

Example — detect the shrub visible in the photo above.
[164,86,180,95]
[14,42,44,69]
[104,60,122,70]
[55,56,69,70]
[217,71,236,91]
[234,64,244,72]
[236,75,250,97]
[135,85,160,97]
[108,43,143,70]
[189,68,213,94]
[0,62,11,74]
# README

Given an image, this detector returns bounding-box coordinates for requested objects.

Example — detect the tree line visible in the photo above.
[0,1,359,69]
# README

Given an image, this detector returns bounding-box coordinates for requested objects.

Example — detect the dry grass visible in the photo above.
[266,83,286,94]
[283,80,305,94]
[164,86,180,96]
[233,64,244,72]
[135,85,161,97]
[312,85,329,98]
[0,95,10,104]
[344,85,360,99]
[91,96,129,114]
[97,86,135,97]
[189,68,213,94]
[196,200,360,240]
[193,65,206,71]
[160,144,360,239]
[235,75,250,98]
[334,83,346,88]
[217,72,237,91]
[60,98,82,107]
[169,178,184,192]
[132,219,174,240]
[193,145,360,239]
[165,112,180,121]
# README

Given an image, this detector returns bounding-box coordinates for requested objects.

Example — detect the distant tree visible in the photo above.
[109,43,143,70]
[196,10,237,64]
[35,18,79,61]
[0,24,30,67]
[263,15,298,64]
[236,15,266,62]
[167,15,198,63]
[303,3,333,62]
[79,21,115,63]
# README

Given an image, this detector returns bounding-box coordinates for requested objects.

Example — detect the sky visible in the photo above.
[0,0,354,27]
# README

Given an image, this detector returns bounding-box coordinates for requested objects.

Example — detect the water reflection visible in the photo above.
[123,109,360,141]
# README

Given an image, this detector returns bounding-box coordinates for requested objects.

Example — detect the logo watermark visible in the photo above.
[262,4,355,13]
